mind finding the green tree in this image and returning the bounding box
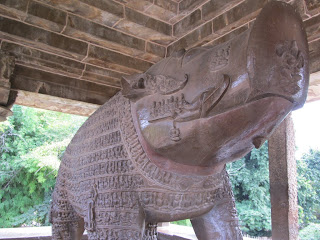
[297,149,320,227]
[227,143,272,237]
[299,223,320,240]
[0,105,86,227]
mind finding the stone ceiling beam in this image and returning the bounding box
[14,90,99,116]
[11,65,116,105]
[0,40,125,88]
[309,38,320,73]
[307,71,320,102]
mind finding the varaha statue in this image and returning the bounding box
[50,2,309,240]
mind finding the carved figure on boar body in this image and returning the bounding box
[50,2,309,240]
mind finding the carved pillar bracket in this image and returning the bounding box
[268,114,298,240]
[0,50,16,122]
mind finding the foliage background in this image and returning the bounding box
[0,105,86,227]
[0,105,319,238]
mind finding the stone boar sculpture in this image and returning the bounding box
[50,2,309,240]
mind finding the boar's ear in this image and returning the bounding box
[121,75,148,101]
[121,76,132,97]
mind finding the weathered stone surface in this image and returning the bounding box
[1,41,85,78]
[309,38,320,73]
[62,15,162,63]
[0,50,15,105]
[269,115,299,240]
[304,13,320,41]
[204,24,249,47]
[173,9,202,37]
[0,0,28,11]
[12,76,110,105]
[158,233,191,240]
[15,90,100,117]
[212,0,267,32]
[202,0,242,21]
[81,72,121,88]
[290,0,309,20]
[143,4,176,23]
[167,21,212,56]
[0,226,88,240]
[12,65,117,105]
[0,49,15,121]
[79,0,124,18]
[178,0,207,12]
[38,0,122,28]
[0,226,193,240]
[0,105,12,121]
[85,65,125,82]
[12,65,105,94]
[0,16,88,60]
[86,45,153,73]
[154,0,178,13]
[125,7,172,35]
[25,1,67,32]
[304,0,320,11]
[81,65,123,88]
[64,14,145,51]
[125,0,154,12]
[307,71,320,102]
[146,42,167,58]
[114,19,175,46]
[0,0,28,21]
[0,86,10,106]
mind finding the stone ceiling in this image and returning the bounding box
[0,0,320,116]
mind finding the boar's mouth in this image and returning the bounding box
[148,75,230,124]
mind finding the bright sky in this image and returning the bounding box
[292,100,320,158]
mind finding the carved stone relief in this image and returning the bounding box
[50,2,309,240]
[0,50,15,122]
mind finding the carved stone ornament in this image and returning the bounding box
[51,2,309,240]
[0,50,15,122]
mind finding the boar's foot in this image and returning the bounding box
[143,222,158,240]
[51,219,85,240]
[86,227,143,240]
[85,206,146,240]
[50,177,85,240]
[191,170,243,240]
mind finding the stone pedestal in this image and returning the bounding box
[268,115,298,240]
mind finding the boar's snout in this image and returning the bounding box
[246,1,309,110]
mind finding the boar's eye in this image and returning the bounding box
[138,78,145,89]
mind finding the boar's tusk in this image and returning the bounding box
[200,74,231,118]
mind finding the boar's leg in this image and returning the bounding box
[191,170,242,240]
[51,219,84,240]
[143,222,158,240]
[85,204,146,240]
[50,177,85,240]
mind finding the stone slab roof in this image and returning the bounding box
[0,0,319,115]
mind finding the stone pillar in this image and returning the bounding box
[0,50,15,122]
[268,114,298,240]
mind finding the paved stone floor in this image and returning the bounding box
[0,225,257,240]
